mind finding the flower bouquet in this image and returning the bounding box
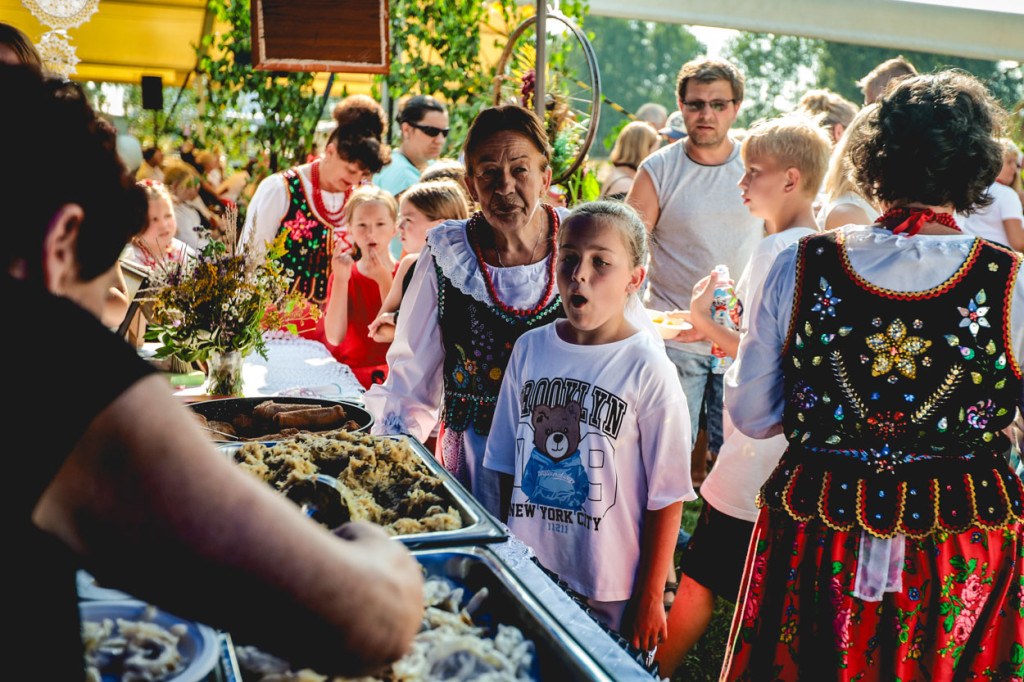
[143,207,319,395]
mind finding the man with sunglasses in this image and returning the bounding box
[374,94,449,198]
[626,57,763,491]
[374,94,450,256]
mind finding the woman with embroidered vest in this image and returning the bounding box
[364,106,566,516]
[722,72,1024,680]
[241,96,390,310]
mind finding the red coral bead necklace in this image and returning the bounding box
[310,159,350,228]
[469,204,559,318]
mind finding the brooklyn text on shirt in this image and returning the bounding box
[518,376,627,440]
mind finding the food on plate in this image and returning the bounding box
[253,401,316,420]
[82,606,188,682]
[233,431,463,535]
[235,577,537,681]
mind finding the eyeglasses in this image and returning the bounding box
[681,99,737,113]
[408,121,450,138]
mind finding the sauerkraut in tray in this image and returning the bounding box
[235,577,537,682]
[232,431,463,535]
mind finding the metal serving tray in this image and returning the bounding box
[413,546,615,682]
[217,435,506,548]
[189,397,373,440]
[392,435,506,549]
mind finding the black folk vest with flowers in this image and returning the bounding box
[276,169,350,304]
[435,264,564,437]
[761,230,1024,538]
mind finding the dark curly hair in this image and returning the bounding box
[849,70,1004,215]
[1,64,147,283]
[328,94,391,174]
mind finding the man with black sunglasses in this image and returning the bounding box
[374,94,450,256]
[374,94,449,197]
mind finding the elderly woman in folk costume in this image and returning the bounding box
[364,106,568,515]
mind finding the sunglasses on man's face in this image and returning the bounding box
[681,99,737,113]
[408,121,450,138]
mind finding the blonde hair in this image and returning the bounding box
[999,137,1021,162]
[561,200,648,268]
[798,89,859,138]
[402,180,469,222]
[162,159,199,189]
[137,180,173,206]
[344,185,398,223]
[609,121,660,169]
[741,116,832,195]
[824,104,879,205]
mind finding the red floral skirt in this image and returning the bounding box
[721,508,1024,681]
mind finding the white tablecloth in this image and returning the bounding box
[170,332,365,400]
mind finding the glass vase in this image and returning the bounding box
[206,350,244,397]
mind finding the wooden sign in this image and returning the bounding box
[251,0,390,73]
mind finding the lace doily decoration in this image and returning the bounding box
[35,30,80,79]
[22,0,99,30]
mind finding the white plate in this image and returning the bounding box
[646,309,693,340]
[80,600,220,682]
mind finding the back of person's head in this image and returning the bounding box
[798,89,859,133]
[463,106,551,175]
[402,180,469,222]
[609,121,660,169]
[419,158,465,185]
[850,70,1003,214]
[676,57,745,104]
[824,103,878,203]
[635,102,669,130]
[344,185,398,223]
[742,116,832,197]
[142,146,162,164]
[561,200,649,268]
[162,159,199,190]
[858,56,918,105]
[195,149,218,170]
[1,64,147,283]
[396,94,447,126]
[0,23,43,71]
[329,95,391,174]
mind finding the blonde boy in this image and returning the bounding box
[656,116,831,676]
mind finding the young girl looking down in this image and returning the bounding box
[368,180,469,344]
[323,185,398,388]
[484,201,696,650]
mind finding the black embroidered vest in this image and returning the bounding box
[436,262,564,437]
[276,169,350,304]
[761,230,1024,538]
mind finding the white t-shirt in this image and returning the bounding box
[173,200,208,251]
[703,227,816,522]
[483,323,696,601]
[961,182,1024,248]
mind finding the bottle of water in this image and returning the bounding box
[709,264,739,374]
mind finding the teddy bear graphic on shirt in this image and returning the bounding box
[522,401,591,511]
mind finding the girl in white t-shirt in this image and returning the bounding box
[483,201,695,651]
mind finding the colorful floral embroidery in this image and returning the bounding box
[791,380,819,410]
[865,319,931,379]
[812,277,841,319]
[957,290,990,337]
[965,399,998,430]
[283,212,319,242]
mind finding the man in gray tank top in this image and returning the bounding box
[627,57,763,486]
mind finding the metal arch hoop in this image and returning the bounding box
[492,12,602,186]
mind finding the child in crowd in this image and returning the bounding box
[656,116,831,676]
[484,201,696,650]
[123,180,195,269]
[323,185,398,388]
[368,180,469,344]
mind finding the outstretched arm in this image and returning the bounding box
[33,373,423,675]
